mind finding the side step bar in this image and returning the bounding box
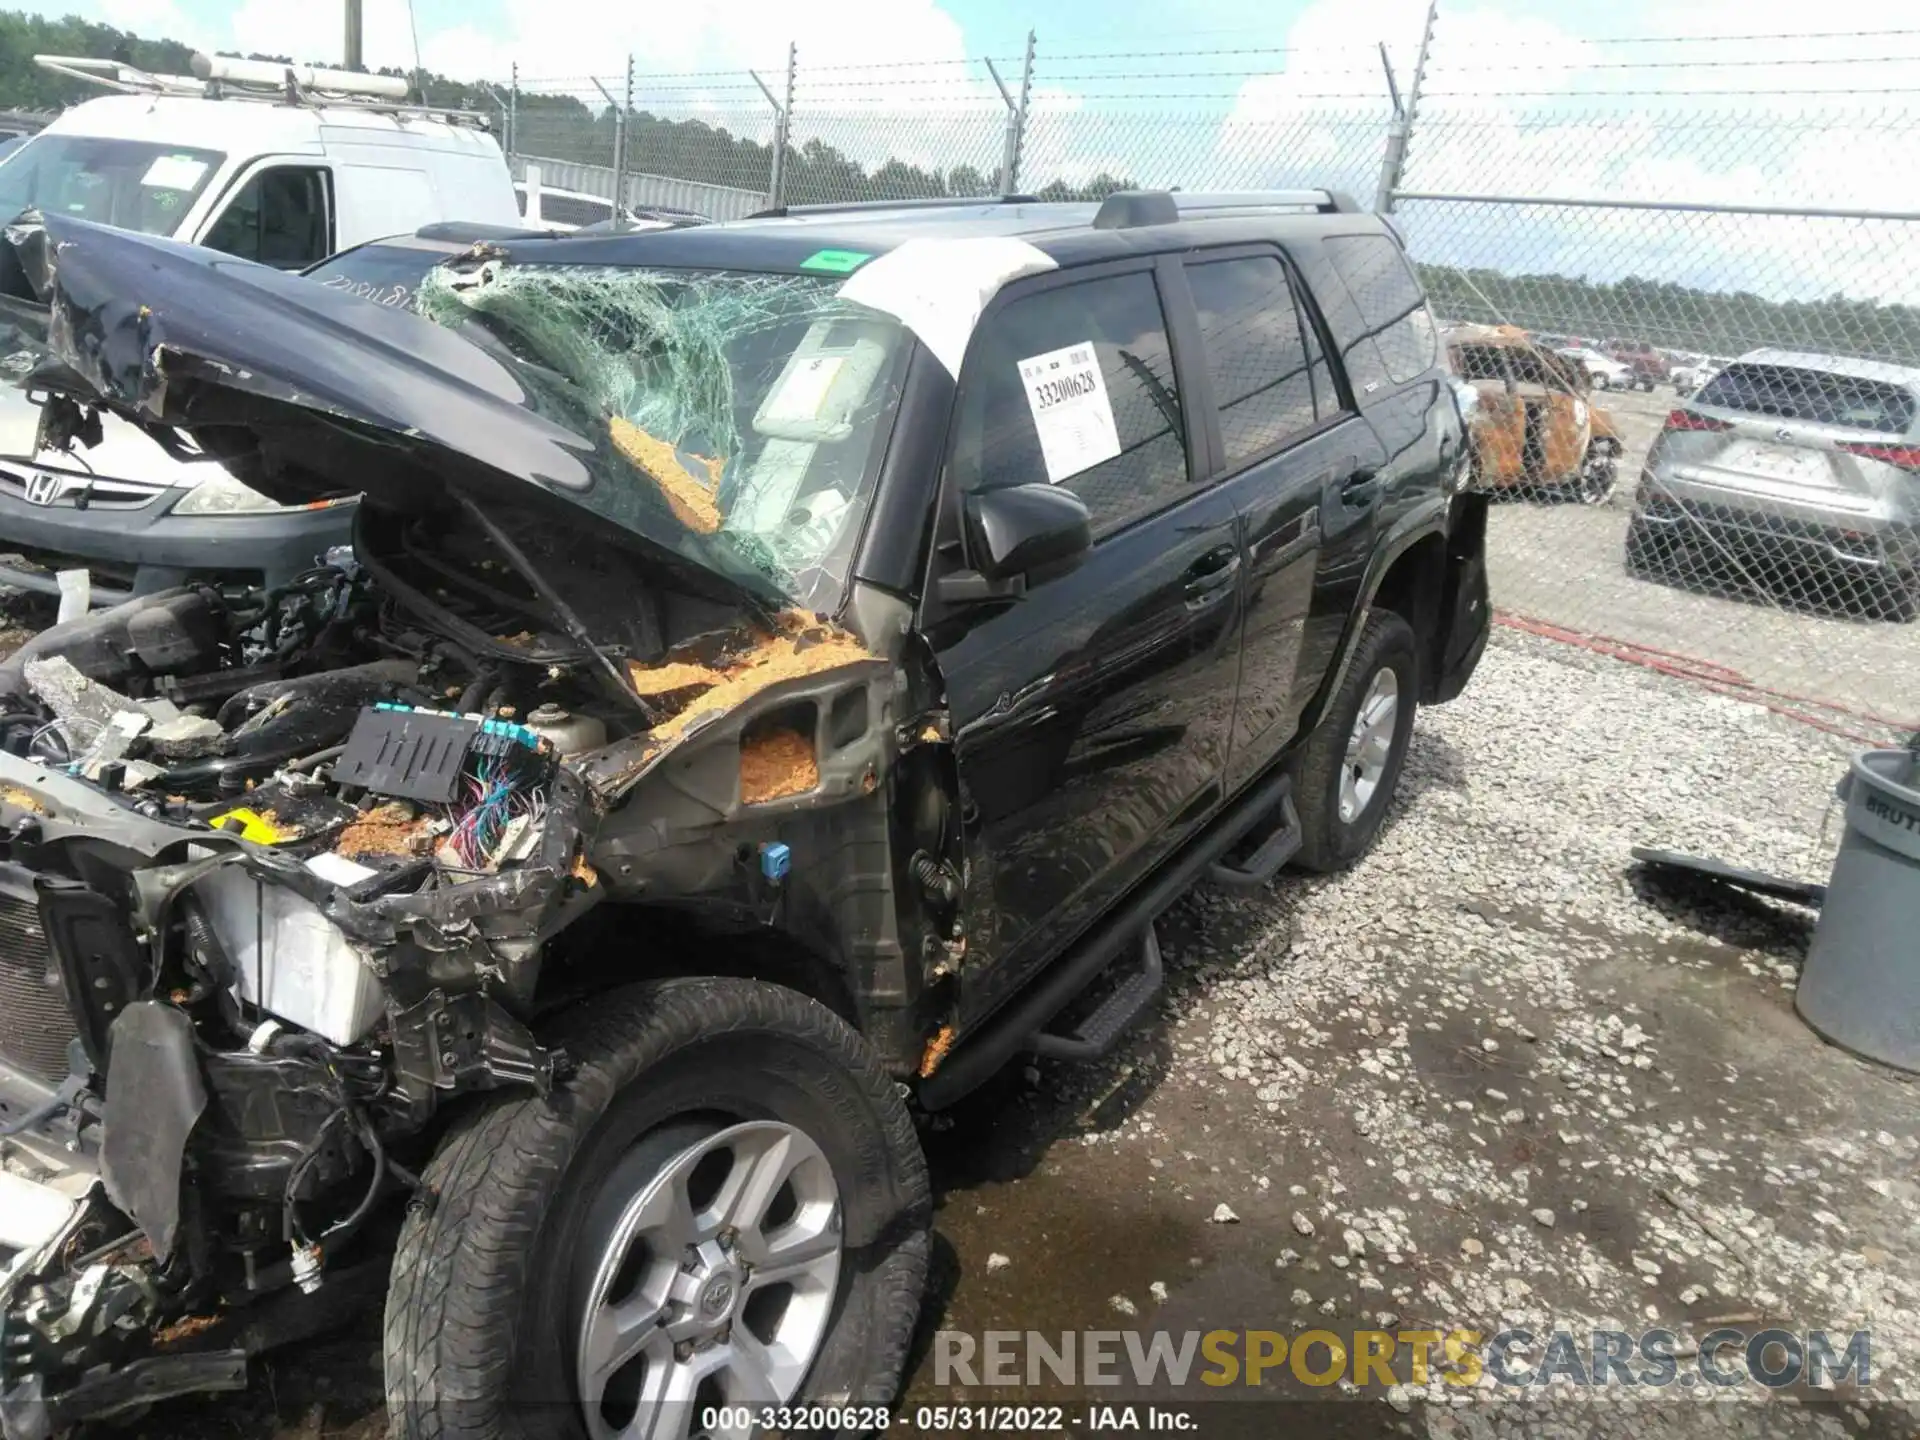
[918,763,1296,1109]
[1205,784,1301,889]
[1029,925,1163,1061]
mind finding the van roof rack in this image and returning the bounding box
[1091,188,1358,229]
[32,52,492,129]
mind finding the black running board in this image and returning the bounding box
[1205,785,1301,889]
[1029,925,1163,1061]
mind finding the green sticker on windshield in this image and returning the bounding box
[799,249,872,275]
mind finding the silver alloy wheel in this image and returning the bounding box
[577,1120,843,1440]
[1338,666,1399,824]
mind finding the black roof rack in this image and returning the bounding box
[747,194,1043,220]
[1091,188,1359,229]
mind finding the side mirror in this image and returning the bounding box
[942,484,1091,601]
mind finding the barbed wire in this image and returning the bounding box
[1429,26,1920,47]
[1426,53,1920,71]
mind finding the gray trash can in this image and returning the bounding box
[1796,748,1920,1072]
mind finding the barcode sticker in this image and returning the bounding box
[1017,341,1121,483]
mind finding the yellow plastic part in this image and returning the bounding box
[205,807,289,844]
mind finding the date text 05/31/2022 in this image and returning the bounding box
[698,1404,1197,1432]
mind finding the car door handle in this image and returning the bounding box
[1341,468,1382,506]
[1183,552,1241,608]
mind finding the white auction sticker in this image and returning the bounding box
[141,155,209,191]
[1018,341,1120,483]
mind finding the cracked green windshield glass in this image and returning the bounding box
[414,262,909,612]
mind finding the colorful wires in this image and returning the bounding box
[440,751,550,869]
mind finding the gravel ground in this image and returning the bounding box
[916,627,1917,1436]
[1483,386,1919,732]
[115,627,1919,1438]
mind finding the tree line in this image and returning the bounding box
[1420,266,1920,365]
[0,10,1131,205]
[0,8,1913,360]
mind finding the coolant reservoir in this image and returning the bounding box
[525,703,607,757]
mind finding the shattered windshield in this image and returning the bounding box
[412,263,910,613]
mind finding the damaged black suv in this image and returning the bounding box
[0,190,1486,1439]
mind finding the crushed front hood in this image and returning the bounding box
[10,216,780,610]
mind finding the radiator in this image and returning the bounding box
[0,885,77,1086]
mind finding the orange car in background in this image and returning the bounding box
[1446,323,1623,504]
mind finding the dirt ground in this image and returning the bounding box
[101,625,1917,1440]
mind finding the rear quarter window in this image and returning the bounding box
[304,241,452,312]
[1325,233,1438,389]
[1695,363,1916,434]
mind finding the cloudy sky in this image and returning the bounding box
[21,0,1920,303]
[20,0,1912,96]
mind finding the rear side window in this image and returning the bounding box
[305,239,454,312]
[540,193,614,228]
[1185,255,1335,470]
[1695,363,1915,434]
[951,271,1188,539]
[1325,233,1437,387]
[1452,344,1508,383]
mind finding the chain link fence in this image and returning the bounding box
[505,21,1920,739]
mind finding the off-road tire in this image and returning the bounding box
[1292,611,1419,874]
[384,978,931,1440]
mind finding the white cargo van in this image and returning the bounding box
[0,52,520,268]
[0,53,523,610]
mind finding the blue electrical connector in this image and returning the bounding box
[759,842,791,883]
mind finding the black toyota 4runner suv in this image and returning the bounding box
[0,194,1485,1438]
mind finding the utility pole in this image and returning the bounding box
[1373,0,1436,214]
[344,0,363,71]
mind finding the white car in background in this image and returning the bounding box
[1669,360,1722,396]
[514,167,707,233]
[1557,346,1631,390]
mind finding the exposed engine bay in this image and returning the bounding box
[0,212,977,1437]
[0,499,926,1436]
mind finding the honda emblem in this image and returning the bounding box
[21,472,60,506]
[1774,427,1793,443]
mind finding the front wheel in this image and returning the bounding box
[1292,611,1419,873]
[385,978,931,1440]
[1574,445,1618,505]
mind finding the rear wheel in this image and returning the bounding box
[1881,571,1920,624]
[1293,612,1419,873]
[1573,444,1618,505]
[384,978,931,1440]
[1624,516,1669,579]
